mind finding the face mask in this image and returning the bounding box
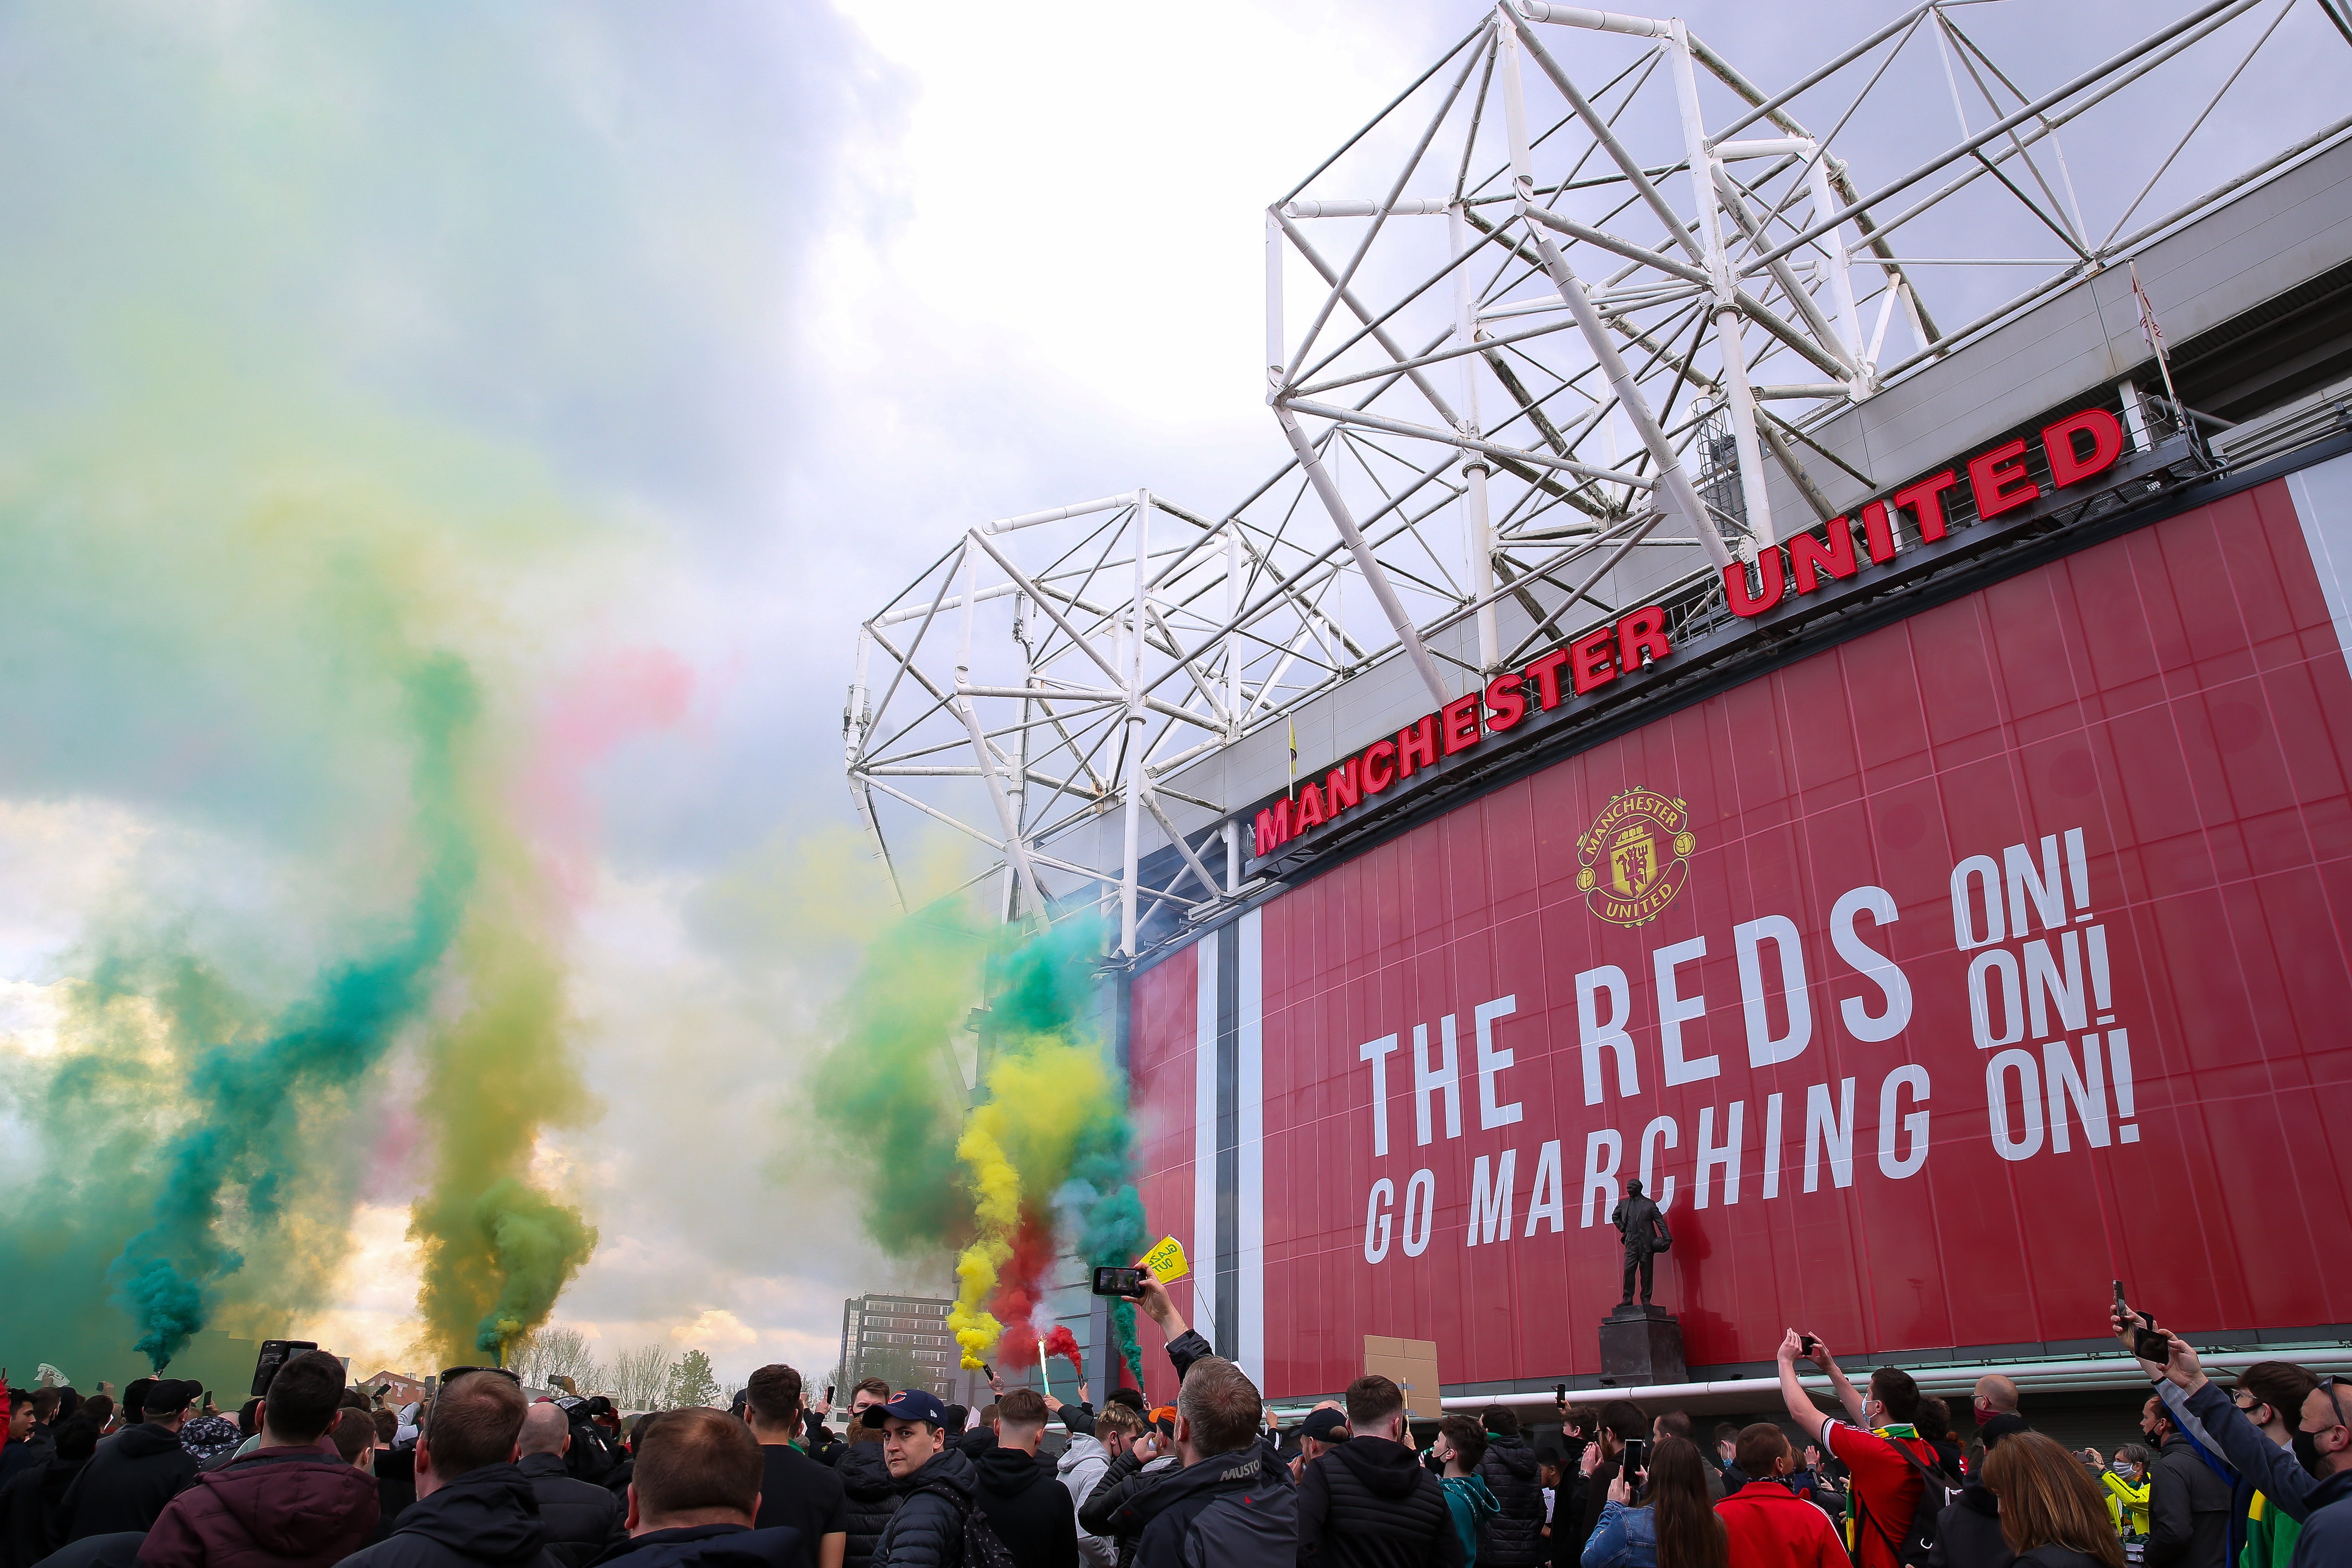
[2111,1461,2133,1475]
[2293,1427,2326,1475]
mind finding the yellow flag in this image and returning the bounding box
[1140,1236,1190,1284]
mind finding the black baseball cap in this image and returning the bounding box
[1299,1407,1350,1444]
[144,1379,203,1416]
[860,1389,950,1429]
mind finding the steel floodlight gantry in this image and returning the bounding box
[847,0,2352,959]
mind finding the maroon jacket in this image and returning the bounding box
[137,1447,380,1568]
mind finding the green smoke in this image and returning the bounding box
[106,656,481,1367]
[813,909,1151,1387]
[807,905,989,1256]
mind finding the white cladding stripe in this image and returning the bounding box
[2288,451,2352,685]
[1193,929,1220,1355]
[1238,908,1266,1381]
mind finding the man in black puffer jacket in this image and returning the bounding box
[516,1404,622,1568]
[59,1380,203,1540]
[865,1391,980,1568]
[1473,1408,1545,1568]
[833,1432,900,1568]
[334,1371,552,1568]
[1297,1377,1462,1568]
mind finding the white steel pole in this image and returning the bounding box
[1274,404,1454,706]
[954,543,1048,918]
[1225,522,1242,738]
[1265,209,1286,402]
[1808,152,1865,379]
[1451,202,1499,674]
[1670,20,1775,547]
[1224,820,1241,895]
[1120,492,1152,956]
[1500,15,1729,569]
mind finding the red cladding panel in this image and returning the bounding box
[1130,482,2352,1393]
[1127,946,1196,1409]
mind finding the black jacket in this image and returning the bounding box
[1074,1451,1175,1568]
[373,1449,420,1545]
[970,1447,1076,1568]
[949,1432,996,1461]
[869,1447,976,1568]
[564,1427,619,1490]
[334,1465,554,1568]
[518,1455,623,1568]
[1577,1456,1622,1554]
[1929,1482,2014,1568]
[832,1443,900,1568]
[1474,1437,1544,1568]
[1107,1447,1291,1568]
[3,1449,86,1568]
[590,1524,803,1568]
[2146,1436,2229,1568]
[1297,1437,1462,1568]
[61,1422,199,1539]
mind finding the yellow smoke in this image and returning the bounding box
[944,1033,1117,1369]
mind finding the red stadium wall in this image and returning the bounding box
[1131,475,2352,1399]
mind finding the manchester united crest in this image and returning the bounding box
[1573,788,1695,926]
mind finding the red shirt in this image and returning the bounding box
[1820,1417,1941,1568]
[1718,1480,1848,1568]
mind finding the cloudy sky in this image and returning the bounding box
[0,0,2337,1388]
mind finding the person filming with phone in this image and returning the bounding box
[2112,1298,2352,1568]
[1579,1436,1725,1568]
[1773,1330,1950,1568]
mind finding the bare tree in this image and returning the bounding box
[606,1346,677,1413]
[512,1327,598,1391]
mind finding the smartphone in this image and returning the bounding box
[825,1385,836,1403]
[1093,1265,1146,1297]
[1622,1438,1651,1478]
[1554,1383,1568,1404]
[202,1389,213,1411]
[2113,1281,2171,1360]
[1799,1333,1821,1357]
[250,1340,320,1398]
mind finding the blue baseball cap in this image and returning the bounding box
[861,1401,950,1439]
[861,1388,950,1429]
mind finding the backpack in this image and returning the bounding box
[911,1478,1020,1568]
[1857,1437,1964,1568]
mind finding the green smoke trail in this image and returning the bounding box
[106,655,483,1368]
[813,909,1150,1384]
[808,906,989,1257]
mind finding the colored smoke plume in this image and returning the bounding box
[0,349,666,1377]
[1041,1324,1082,1377]
[985,1210,1057,1370]
[104,657,483,1367]
[811,912,1149,1376]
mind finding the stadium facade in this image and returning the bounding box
[848,1,2352,1422]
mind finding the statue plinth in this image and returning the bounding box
[1598,1302,1686,1386]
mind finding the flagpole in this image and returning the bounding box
[2132,263,2185,431]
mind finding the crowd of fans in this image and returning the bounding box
[1,1292,2343,1568]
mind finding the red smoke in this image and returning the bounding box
[988,1209,1057,1370]
[1042,1324,1083,1377]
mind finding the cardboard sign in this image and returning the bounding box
[1140,1236,1189,1284]
[1364,1335,1441,1419]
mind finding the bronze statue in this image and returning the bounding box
[1610,1179,1673,1307]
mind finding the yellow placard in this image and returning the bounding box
[1140,1236,1189,1284]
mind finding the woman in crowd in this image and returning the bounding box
[1581,1436,1727,1568]
[2099,1446,2151,1538]
[1982,1433,2127,1568]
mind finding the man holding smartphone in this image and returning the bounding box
[1773,1331,1945,1568]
